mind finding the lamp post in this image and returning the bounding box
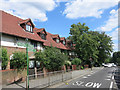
[26,38,29,90]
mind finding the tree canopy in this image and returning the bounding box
[112,51,120,65]
[68,22,113,66]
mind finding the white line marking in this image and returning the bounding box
[88,75,91,76]
[107,76,111,78]
[105,79,111,81]
[83,76,88,78]
[109,81,113,90]
[112,76,114,80]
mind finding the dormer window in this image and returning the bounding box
[71,43,73,47]
[41,33,46,40]
[26,25,33,32]
[56,39,59,43]
[63,41,65,45]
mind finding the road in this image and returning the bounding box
[57,67,118,89]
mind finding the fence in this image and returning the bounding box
[27,69,72,88]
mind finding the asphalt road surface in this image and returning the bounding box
[57,67,118,89]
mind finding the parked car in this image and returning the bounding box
[103,63,112,67]
[103,63,117,67]
[111,63,117,67]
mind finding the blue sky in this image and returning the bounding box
[0,0,119,52]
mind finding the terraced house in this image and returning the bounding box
[0,10,76,70]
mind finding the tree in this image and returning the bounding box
[35,47,68,71]
[112,51,120,65]
[69,22,99,66]
[1,48,8,70]
[89,31,113,65]
[69,22,113,66]
[10,51,27,72]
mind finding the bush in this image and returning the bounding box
[10,51,27,72]
[71,58,82,70]
[35,47,68,71]
[1,48,8,70]
[71,58,81,66]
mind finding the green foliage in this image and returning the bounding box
[35,47,68,71]
[71,58,81,66]
[1,48,8,70]
[65,60,71,66]
[81,66,84,69]
[69,22,113,66]
[112,51,120,65]
[90,31,113,65]
[104,58,111,64]
[11,51,27,72]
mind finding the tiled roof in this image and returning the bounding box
[51,34,60,39]
[43,32,68,50]
[34,28,47,35]
[60,37,65,41]
[1,10,73,50]
[19,18,35,27]
[1,10,44,42]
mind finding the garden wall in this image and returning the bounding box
[1,69,27,85]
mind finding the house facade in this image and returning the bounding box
[0,10,75,70]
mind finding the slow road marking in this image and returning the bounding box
[73,81,102,88]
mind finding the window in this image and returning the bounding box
[56,39,59,43]
[71,43,73,47]
[29,61,34,68]
[36,61,40,68]
[31,41,37,49]
[26,25,33,32]
[31,26,33,32]
[41,34,46,40]
[63,41,65,45]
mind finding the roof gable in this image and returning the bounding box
[60,37,66,41]
[19,18,35,28]
[52,34,60,39]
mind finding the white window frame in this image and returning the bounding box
[26,25,32,32]
[56,39,59,43]
[31,26,33,32]
[63,41,65,45]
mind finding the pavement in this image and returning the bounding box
[48,67,119,89]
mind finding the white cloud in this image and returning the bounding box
[113,43,118,52]
[96,9,118,31]
[0,0,57,22]
[63,0,118,19]
[108,28,118,41]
